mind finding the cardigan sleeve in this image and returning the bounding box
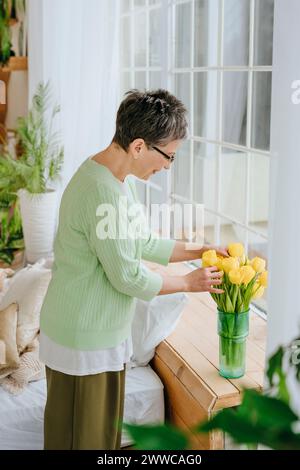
[140,227,176,266]
[84,184,163,302]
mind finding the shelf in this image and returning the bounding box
[0,56,28,72]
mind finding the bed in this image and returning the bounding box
[0,364,164,449]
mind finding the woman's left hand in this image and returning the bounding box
[199,245,229,258]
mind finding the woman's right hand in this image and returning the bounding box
[158,266,224,296]
[184,266,224,294]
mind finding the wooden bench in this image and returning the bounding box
[147,261,266,450]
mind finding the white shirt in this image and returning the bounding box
[39,332,133,375]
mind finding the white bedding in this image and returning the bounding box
[0,365,164,449]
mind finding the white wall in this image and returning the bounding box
[267,0,300,411]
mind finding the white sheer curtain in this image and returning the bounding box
[27,0,120,190]
[268,0,300,412]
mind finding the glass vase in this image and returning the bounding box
[217,308,249,379]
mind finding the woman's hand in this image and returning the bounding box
[199,244,229,258]
[169,242,229,263]
[184,266,224,294]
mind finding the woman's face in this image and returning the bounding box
[129,139,182,180]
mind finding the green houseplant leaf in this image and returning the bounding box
[123,336,300,450]
[122,423,189,450]
[0,81,64,196]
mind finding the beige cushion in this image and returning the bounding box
[0,268,14,292]
[0,263,52,353]
[0,336,45,395]
[0,339,5,364]
[0,303,19,370]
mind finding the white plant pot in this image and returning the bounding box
[18,189,58,263]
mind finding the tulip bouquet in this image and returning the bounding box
[202,243,268,313]
[202,243,268,379]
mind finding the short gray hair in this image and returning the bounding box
[112,89,188,151]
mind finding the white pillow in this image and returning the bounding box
[128,292,188,368]
[0,259,52,353]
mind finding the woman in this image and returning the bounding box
[39,89,226,450]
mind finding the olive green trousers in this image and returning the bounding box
[44,365,126,450]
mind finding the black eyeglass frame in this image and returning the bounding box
[151,146,175,162]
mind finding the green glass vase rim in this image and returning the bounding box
[217,308,250,315]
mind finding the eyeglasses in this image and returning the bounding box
[151,146,175,163]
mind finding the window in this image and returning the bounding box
[120,0,167,219]
[120,0,274,312]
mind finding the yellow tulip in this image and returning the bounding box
[227,243,245,258]
[202,250,218,267]
[251,257,266,273]
[252,282,265,299]
[240,265,256,285]
[228,268,243,285]
[221,257,239,273]
[259,270,268,287]
[239,254,247,266]
[216,256,224,270]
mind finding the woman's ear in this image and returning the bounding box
[130,138,144,159]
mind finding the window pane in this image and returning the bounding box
[251,72,272,151]
[223,72,248,146]
[121,16,131,68]
[203,213,249,247]
[249,153,269,237]
[220,148,247,223]
[194,71,218,139]
[149,0,160,4]
[223,0,250,66]
[150,186,164,207]
[121,72,131,97]
[174,73,191,121]
[149,71,161,89]
[174,2,191,68]
[220,219,249,249]
[193,142,216,213]
[134,0,146,7]
[172,140,191,199]
[149,8,162,66]
[150,167,165,192]
[194,0,219,67]
[134,71,146,89]
[121,0,131,13]
[248,231,268,312]
[253,0,274,65]
[134,11,147,67]
[150,184,170,237]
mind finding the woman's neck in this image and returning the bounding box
[91,143,132,182]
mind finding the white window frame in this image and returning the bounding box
[120,0,272,273]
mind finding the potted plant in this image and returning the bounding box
[0,81,64,263]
